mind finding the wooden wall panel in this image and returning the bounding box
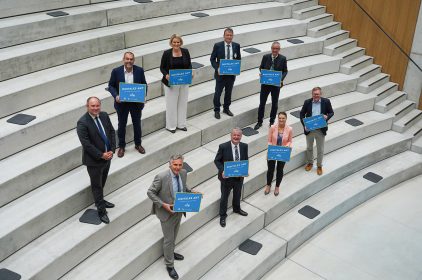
[319,0,421,91]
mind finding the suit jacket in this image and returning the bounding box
[210,41,241,78]
[160,48,192,87]
[214,141,248,182]
[299,97,334,135]
[108,65,148,108]
[259,53,288,85]
[147,169,191,222]
[76,111,116,166]
[268,124,293,147]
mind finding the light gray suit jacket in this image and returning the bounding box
[147,169,190,222]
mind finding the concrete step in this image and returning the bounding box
[290,0,319,12]
[261,258,324,279]
[305,13,334,29]
[321,30,350,47]
[133,203,264,280]
[336,46,366,64]
[245,130,412,227]
[199,230,287,280]
[0,4,297,82]
[0,70,354,261]
[293,5,326,20]
[368,82,399,102]
[357,73,390,93]
[323,38,357,56]
[386,99,416,122]
[0,0,278,48]
[340,55,374,74]
[308,21,341,37]
[374,91,407,113]
[0,18,308,118]
[403,118,422,139]
[0,38,324,161]
[393,109,422,133]
[411,134,422,153]
[266,150,422,255]
[352,64,382,83]
[0,147,217,280]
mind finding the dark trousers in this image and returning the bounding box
[219,178,242,218]
[214,75,236,112]
[87,161,111,213]
[115,102,143,148]
[267,160,286,187]
[257,84,281,124]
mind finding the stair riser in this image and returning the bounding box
[308,23,341,37]
[324,40,357,56]
[293,7,325,20]
[340,57,373,74]
[358,75,390,93]
[307,14,333,29]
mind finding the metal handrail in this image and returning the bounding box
[352,0,422,72]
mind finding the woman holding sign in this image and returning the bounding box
[160,34,193,133]
[265,112,293,196]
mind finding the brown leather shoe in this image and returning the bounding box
[135,145,146,154]
[317,166,323,175]
[304,163,313,171]
[117,148,125,158]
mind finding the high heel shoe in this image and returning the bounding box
[264,185,271,195]
[274,186,280,196]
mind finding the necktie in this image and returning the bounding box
[226,44,230,59]
[175,175,182,192]
[271,57,275,70]
[95,117,111,151]
[234,145,240,161]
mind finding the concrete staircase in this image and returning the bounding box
[0,0,421,279]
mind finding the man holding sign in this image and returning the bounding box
[214,128,248,228]
[210,27,241,119]
[300,87,334,175]
[108,51,147,158]
[147,154,194,280]
[254,42,288,130]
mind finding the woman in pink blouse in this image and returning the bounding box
[265,112,293,196]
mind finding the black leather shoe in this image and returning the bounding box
[214,112,221,119]
[176,127,187,131]
[104,201,115,208]
[174,252,184,261]
[167,128,176,133]
[99,212,110,224]
[223,109,234,116]
[234,209,248,216]
[220,217,226,227]
[253,123,262,130]
[166,267,179,280]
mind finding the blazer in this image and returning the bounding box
[214,141,248,182]
[147,169,191,222]
[108,65,148,103]
[259,53,288,85]
[76,111,116,166]
[160,48,192,87]
[268,124,293,147]
[299,97,334,135]
[210,41,241,78]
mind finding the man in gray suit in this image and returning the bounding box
[147,154,191,280]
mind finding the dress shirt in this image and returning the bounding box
[89,113,108,151]
[124,67,134,84]
[312,99,322,116]
[231,142,241,161]
[225,42,233,60]
[171,171,183,199]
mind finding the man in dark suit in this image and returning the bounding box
[254,41,288,130]
[299,87,334,175]
[108,51,147,158]
[77,96,116,224]
[147,155,192,280]
[210,27,241,119]
[214,127,249,227]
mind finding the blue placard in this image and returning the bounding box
[119,82,146,103]
[169,69,192,86]
[173,192,202,212]
[267,145,291,162]
[304,114,327,131]
[224,160,249,177]
[260,70,282,86]
[219,59,241,75]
